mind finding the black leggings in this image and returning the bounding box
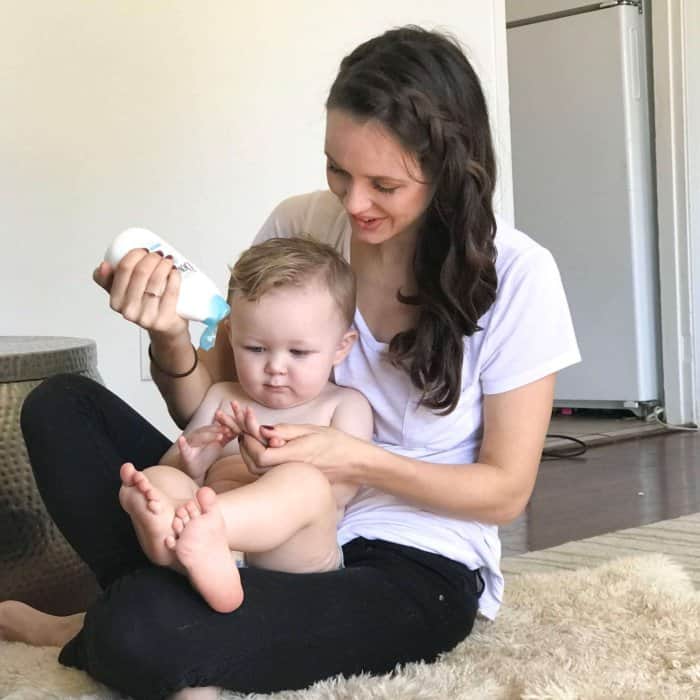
[20,374,480,700]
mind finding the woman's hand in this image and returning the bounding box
[93,249,187,337]
[238,423,368,484]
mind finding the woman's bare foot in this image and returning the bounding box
[170,687,219,700]
[0,600,84,647]
[170,487,244,613]
[119,462,177,567]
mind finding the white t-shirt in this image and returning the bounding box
[254,190,581,619]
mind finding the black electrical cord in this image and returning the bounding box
[542,433,587,459]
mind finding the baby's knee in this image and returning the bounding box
[274,463,336,511]
[145,464,197,492]
[275,462,332,490]
[143,463,179,480]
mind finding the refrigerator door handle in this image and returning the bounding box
[507,2,642,30]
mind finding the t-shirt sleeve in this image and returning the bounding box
[480,246,581,395]
[252,193,312,245]
[252,190,349,257]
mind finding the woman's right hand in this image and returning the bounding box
[93,249,188,337]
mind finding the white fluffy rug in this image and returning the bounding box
[2,553,699,700]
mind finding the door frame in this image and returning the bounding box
[651,0,699,425]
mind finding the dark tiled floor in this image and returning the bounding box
[546,412,669,450]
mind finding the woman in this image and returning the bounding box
[9,25,579,700]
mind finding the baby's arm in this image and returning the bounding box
[330,388,374,441]
[159,383,238,481]
[329,388,374,507]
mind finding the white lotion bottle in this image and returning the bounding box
[104,227,230,350]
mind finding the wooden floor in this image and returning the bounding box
[501,431,700,557]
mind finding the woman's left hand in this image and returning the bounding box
[238,424,367,484]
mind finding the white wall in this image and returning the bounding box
[1,1,512,438]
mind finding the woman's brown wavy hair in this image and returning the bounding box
[326,26,498,414]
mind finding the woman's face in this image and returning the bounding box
[324,109,432,246]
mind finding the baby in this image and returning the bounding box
[119,237,372,612]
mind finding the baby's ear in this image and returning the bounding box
[333,329,358,365]
[218,317,232,348]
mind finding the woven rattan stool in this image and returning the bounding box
[1,336,102,614]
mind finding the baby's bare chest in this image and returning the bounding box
[221,391,337,425]
[213,384,339,457]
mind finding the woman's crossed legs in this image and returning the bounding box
[10,375,478,700]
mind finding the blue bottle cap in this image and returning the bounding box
[198,295,231,350]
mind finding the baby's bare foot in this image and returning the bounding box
[0,600,84,647]
[119,463,177,567]
[172,487,243,613]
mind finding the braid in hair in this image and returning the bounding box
[327,26,497,414]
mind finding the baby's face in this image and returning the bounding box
[228,283,352,409]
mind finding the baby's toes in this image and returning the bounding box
[185,501,200,519]
[175,505,191,525]
[172,516,186,536]
[133,473,150,494]
[120,462,137,485]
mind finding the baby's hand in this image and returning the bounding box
[177,424,234,481]
[230,401,286,448]
[214,408,243,439]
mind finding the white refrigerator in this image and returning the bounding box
[506,0,660,415]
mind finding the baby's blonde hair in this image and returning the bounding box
[228,237,356,327]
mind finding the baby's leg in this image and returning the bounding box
[179,463,339,572]
[170,464,341,613]
[171,487,244,613]
[240,464,342,574]
[119,463,198,567]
